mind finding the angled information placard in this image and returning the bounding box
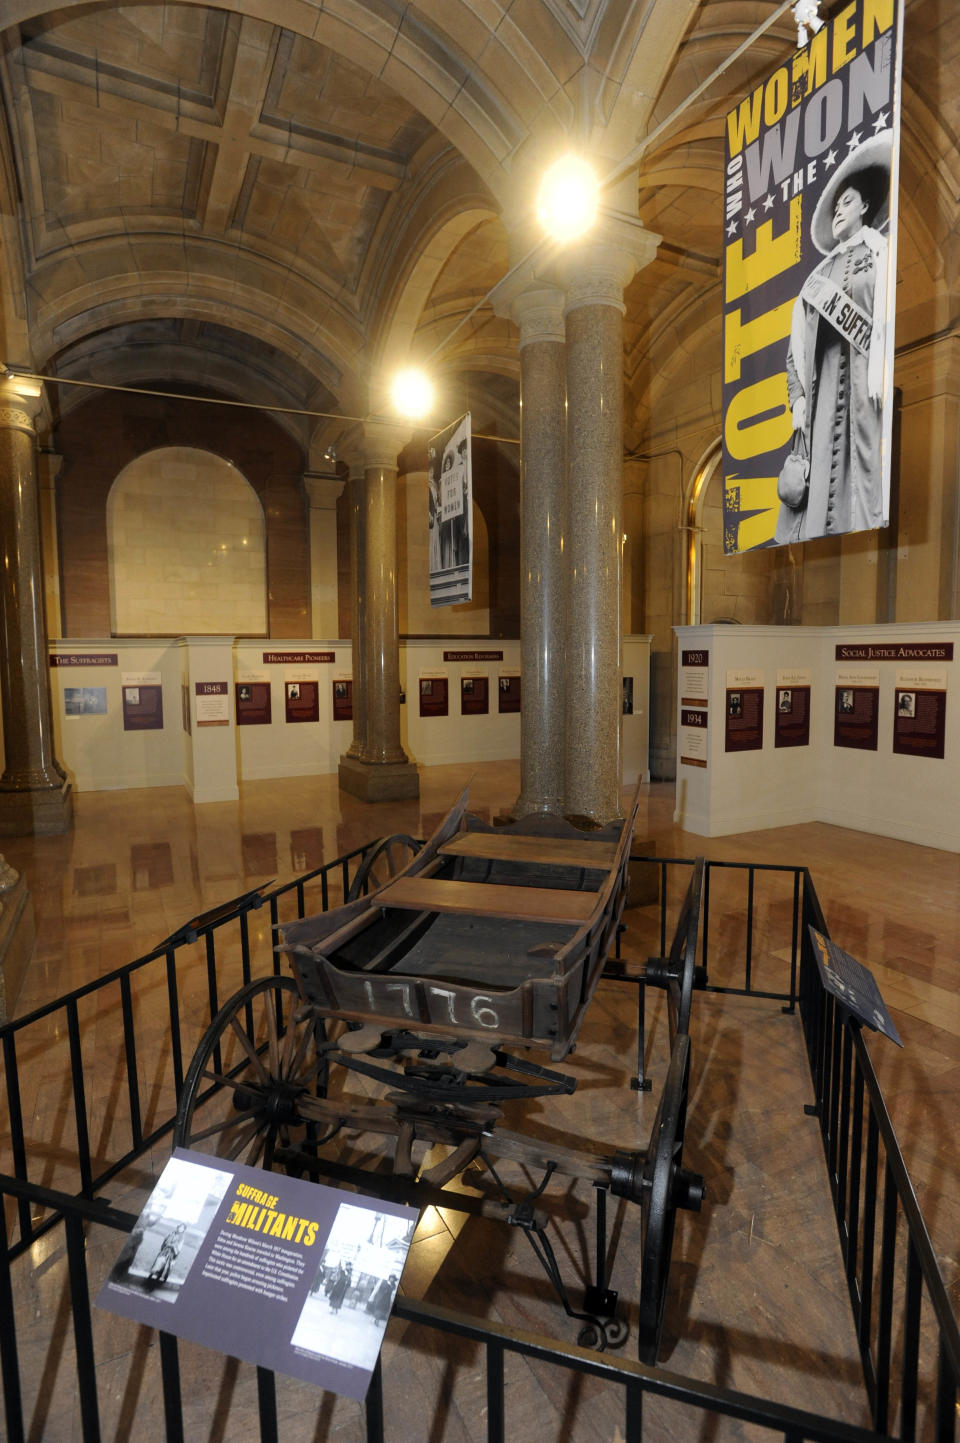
[808,927,902,1046]
[97,1149,418,1400]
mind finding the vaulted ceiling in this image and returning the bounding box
[0,0,955,461]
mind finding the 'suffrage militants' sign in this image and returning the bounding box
[721,0,903,554]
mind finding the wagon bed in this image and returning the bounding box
[279,785,641,1061]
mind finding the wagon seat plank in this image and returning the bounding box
[371,875,598,925]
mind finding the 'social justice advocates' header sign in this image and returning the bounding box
[721,0,903,554]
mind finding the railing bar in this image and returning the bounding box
[625,1377,643,1438]
[702,862,711,979]
[702,985,794,1003]
[658,861,668,957]
[859,1112,880,1376]
[120,973,143,1151]
[165,949,185,1097]
[365,1354,385,1443]
[240,912,253,990]
[487,1339,506,1443]
[786,867,800,1011]
[874,1157,898,1434]
[256,1365,279,1443]
[0,1196,26,1443]
[826,1005,843,1188]
[65,1210,102,1443]
[836,1026,852,1228]
[846,1071,864,1287]
[66,998,94,1197]
[744,867,754,993]
[934,1337,958,1438]
[899,1237,922,1441]
[2,1030,32,1240]
[158,1332,185,1443]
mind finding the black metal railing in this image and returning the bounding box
[798,876,960,1440]
[0,1170,899,1443]
[1,847,957,1440]
[0,841,371,1258]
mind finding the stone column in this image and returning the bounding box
[338,423,419,801]
[303,472,345,639]
[557,233,658,824]
[344,460,368,762]
[0,376,72,836]
[494,283,567,815]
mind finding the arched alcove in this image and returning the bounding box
[107,446,267,635]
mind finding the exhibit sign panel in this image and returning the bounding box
[97,1149,417,1401]
[428,413,473,607]
[721,0,904,553]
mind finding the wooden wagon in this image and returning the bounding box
[174,787,705,1359]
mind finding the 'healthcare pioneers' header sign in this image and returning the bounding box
[721,0,903,554]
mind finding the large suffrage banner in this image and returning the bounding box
[722,0,903,553]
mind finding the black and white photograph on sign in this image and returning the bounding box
[106,1154,232,1300]
[897,690,915,717]
[290,1203,414,1373]
[778,688,792,713]
[722,0,903,554]
[428,412,472,607]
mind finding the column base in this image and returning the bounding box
[0,874,35,1021]
[0,778,73,836]
[338,755,420,803]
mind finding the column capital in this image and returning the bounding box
[556,221,661,316]
[491,280,566,348]
[362,419,408,472]
[0,374,43,434]
[303,473,345,509]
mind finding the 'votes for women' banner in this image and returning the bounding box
[721,0,903,554]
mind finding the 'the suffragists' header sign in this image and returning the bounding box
[721,0,903,554]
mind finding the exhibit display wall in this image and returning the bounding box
[676,622,960,851]
[43,636,652,801]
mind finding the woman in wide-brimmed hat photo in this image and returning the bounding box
[775,129,893,545]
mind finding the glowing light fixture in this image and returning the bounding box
[390,367,433,420]
[536,154,599,242]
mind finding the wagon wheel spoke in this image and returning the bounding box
[174,976,316,1170]
[346,834,421,901]
[186,1106,262,1146]
[225,1015,271,1083]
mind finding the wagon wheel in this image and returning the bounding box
[636,1034,704,1365]
[346,834,421,901]
[668,935,697,1046]
[174,975,325,1170]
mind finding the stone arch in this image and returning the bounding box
[107,446,267,636]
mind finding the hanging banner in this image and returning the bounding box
[428,412,472,606]
[721,0,903,553]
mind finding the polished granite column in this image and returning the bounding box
[338,423,419,801]
[558,234,658,824]
[343,459,368,763]
[502,284,567,816]
[0,376,72,836]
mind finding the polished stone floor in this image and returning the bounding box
[1,761,958,1440]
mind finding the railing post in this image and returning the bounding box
[487,1339,506,1443]
[65,1210,101,1442]
[0,1199,25,1443]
